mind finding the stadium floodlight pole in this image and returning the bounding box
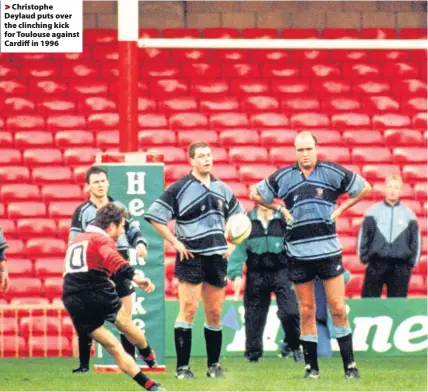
[138,38,428,50]
[118,0,139,152]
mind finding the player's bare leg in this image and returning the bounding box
[202,283,226,378]
[114,305,157,368]
[175,281,203,379]
[324,275,360,378]
[294,281,319,379]
[90,326,164,391]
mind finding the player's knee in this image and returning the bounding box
[329,298,346,320]
[205,309,222,326]
[181,303,198,322]
[103,339,123,357]
[299,302,315,321]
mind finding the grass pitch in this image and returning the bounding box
[0,356,426,391]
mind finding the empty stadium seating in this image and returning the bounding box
[0,27,426,303]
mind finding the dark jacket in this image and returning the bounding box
[357,201,421,267]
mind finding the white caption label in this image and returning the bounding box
[1,0,82,53]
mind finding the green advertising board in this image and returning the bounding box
[165,299,427,357]
[94,163,165,371]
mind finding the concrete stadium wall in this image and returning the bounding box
[83,1,427,30]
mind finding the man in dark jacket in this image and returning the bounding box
[358,175,421,297]
[228,205,303,363]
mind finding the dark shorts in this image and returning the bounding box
[62,287,122,335]
[288,255,344,284]
[174,253,228,288]
[112,276,134,298]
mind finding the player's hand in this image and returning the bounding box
[233,277,243,301]
[224,242,235,260]
[134,275,155,293]
[173,239,194,261]
[330,208,343,222]
[136,243,147,258]
[281,208,294,224]
[0,271,10,293]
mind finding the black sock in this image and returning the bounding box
[175,327,192,369]
[133,371,153,389]
[120,333,136,359]
[281,319,301,351]
[204,327,222,367]
[301,340,319,372]
[337,333,355,370]
[139,344,152,358]
[78,333,92,368]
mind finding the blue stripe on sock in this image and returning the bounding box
[300,335,319,343]
[204,323,222,331]
[175,321,193,329]
[333,325,352,338]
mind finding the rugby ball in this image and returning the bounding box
[226,213,252,245]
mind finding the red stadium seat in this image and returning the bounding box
[230,80,270,96]
[138,113,168,129]
[415,256,427,276]
[282,29,319,39]
[204,28,240,38]
[0,149,22,165]
[335,218,351,234]
[0,336,27,356]
[345,274,364,298]
[63,148,99,166]
[0,184,40,202]
[342,62,380,81]
[41,184,83,202]
[47,115,87,131]
[164,165,192,182]
[402,97,427,113]
[343,130,383,146]
[17,218,57,239]
[282,97,320,113]
[161,97,198,112]
[322,28,359,39]
[0,80,28,96]
[190,80,229,97]
[219,130,259,145]
[343,255,366,274]
[21,63,59,79]
[37,98,77,115]
[29,80,68,97]
[58,219,71,240]
[401,200,423,216]
[332,113,371,129]
[339,236,356,254]
[342,200,374,217]
[15,131,53,148]
[200,97,239,113]
[402,165,427,183]
[354,80,391,96]
[302,63,341,79]
[34,259,63,278]
[1,97,36,113]
[242,96,279,112]
[62,317,75,338]
[49,202,79,218]
[242,28,278,39]
[413,112,427,130]
[362,164,401,181]
[181,62,220,79]
[313,80,351,96]
[211,49,251,63]
[363,96,400,113]
[93,45,119,62]
[252,49,290,63]
[382,61,420,80]
[32,167,73,184]
[0,63,18,79]
[394,79,427,97]
[1,318,19,335]
[290,113,330,128]
[228,182,249,198]
[400,28,427,39]
[84,29,118,44]
[7,115,45,130]
[260,129,296,146]
[146,147,186,163]
[142,64,181,79]
[0,219,17,237]
[61,63,99,79]
[250,113,288,128]
[261,63,299,79]
[393,147,427,164]
[69,81,109,97]
[80,96,117,113]
[3,239,25,258]
[372,113,411,129]
[8,202,46,219]
[169,113,208,129]
[163,28,200,38]
[384,129,424,147]
[352,147,392,164]
[20,316,61,336]
[0,131,13,147]
[414,183,427,201]
[239,164,278,181]
[408,275,426,296]
[23,149,63,167]
[5,278,43,298]
[150,79,189,97]
[372,49,409,62]
[210,113,249,128]
[87,113,119,130]
[0,166,30,183]
[177,130,218,146]
[211,165,239,181]
[55,131,94,148]
[270,147,297,165]
[292,49,329,63]
[7,259,33,277]
[138,130,176,147]
[222,63,260,79]
[318,147,351,163]
[361,28,397,39]
[96,131,119,148]
[26,238,66,257]
[171,49,211,63]
[229,147,268,164]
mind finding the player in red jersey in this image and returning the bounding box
[62,204,164,391]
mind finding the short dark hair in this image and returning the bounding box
[188,142,211,158]
[93,203,128,230]
[86,166,107,184]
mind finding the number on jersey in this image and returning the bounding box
[64,241,89,274]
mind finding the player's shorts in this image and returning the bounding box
[174,253,228,288]
[112,276,134,298]
[288,255,344,284]
[62,286,122,336]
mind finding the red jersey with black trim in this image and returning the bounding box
[63,225,129,295]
